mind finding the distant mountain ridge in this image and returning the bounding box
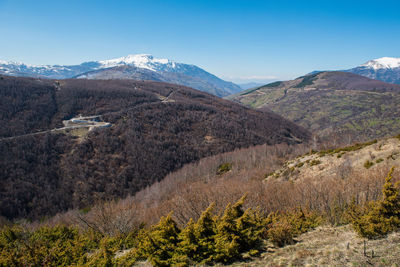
[346,57,400,85]
[307,57,400,85]
[0,54,242,97]
[229,71,400,139]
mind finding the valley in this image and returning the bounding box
[0,75,309,220]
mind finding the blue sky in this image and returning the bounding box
[0,0,399,83]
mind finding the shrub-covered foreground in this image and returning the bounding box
[0,226,101,266]
[0,196,320,266]
[1,169,399,266]
[349,167,400,239]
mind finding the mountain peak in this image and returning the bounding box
[360,57,400,69]
[98,54,175,71]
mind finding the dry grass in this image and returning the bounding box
[231,225,400,267]
[268,137,400,182]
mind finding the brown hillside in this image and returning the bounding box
[0,75,310,220]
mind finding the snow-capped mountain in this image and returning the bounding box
[98,54,177,71]
[0,54,242,97]
[360,57,400,69]
[346,57,400,84]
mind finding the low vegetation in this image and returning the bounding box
[216,162,232,175]
[265,209,322,247]
[364,160,374,169]
[0,196,322,266]
[317,139,378,157]
[349,167,400,239]
[1,168,398,266]
[118,196,266,266]
[309,159,321,166]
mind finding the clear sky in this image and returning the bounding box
[0,0,399,83]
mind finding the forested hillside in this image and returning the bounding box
[0,75,310,220]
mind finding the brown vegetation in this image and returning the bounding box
[30,136,400,236]
[0,75,310,220]
[1,135,400,265]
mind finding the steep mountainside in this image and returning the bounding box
[0,75,309,220]
[0,54,242,97]
[229,71,400,139]
[346,57,400,84]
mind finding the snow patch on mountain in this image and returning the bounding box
[360,57,400,69]
[98,54,179,71]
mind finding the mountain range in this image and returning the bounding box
[0,54,242,97]
[2,55,400,96]
[229,71,400,139]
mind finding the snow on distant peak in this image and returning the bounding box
[98,54,177,71]
[361,57,400,69]
[0,60,25,66]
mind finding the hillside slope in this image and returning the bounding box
[0,75,309,220]
[229,71,400,139]
[267,136,400,182]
